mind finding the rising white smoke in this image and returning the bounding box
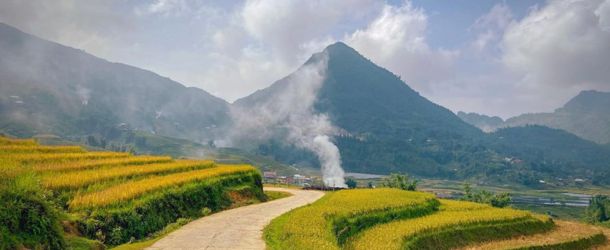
[312,135,345,187]
[226,52,346,187]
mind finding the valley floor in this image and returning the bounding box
[145,187,324,250]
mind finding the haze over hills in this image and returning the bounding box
[236,42,487,178]
[459,90,610,144]
[0,22,230,143]
[0,23,609,186]
[457,112,504,133]
[235,42,610,185]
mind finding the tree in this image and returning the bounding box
[345,178,357,189]
[461,183,511,208]
[586,195,609,223]
[381,173,417,191]
[490,192,511,208]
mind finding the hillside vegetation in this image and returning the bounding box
[0,136,264,249]
[265,189,609,250]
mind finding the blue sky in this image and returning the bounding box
[1,0,609,118]
[409,0,543,49]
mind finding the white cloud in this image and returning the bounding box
[241,0,379,64]
[0,0,131,60]
[4,0,609,119]
[345,1,459,92]
[192,0,382,102]
[502,0,610,91]
[137,0,189,16]
[471,3,512,52]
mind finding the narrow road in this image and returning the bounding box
[147,187,324,250]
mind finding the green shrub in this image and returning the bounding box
[0,173,66,250]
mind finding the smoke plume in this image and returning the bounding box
[226,52,346,187]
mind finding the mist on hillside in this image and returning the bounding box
[224,53,346,187]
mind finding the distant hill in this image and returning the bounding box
[457,112,504,133]
[459,90,610,144]
[504,90,610,144]
[487,125,610,185]
[0,23,230,142]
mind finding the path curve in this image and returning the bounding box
[147,187,324,250]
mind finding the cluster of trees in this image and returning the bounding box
[345,173,418,191]
[380,173,418,191]
[460,183,511,208]
[586,195,610,224]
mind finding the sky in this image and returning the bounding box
[1,0,609,118]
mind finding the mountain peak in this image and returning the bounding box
[562,90,610,112]
[324,41,352,51]
[303,41,363,66]
[322,41,364,59]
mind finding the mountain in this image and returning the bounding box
[236,42,610,185]
[460,90,610,144]
[237,42,488,177]
[0,23,230,142]
[456,112,504,133]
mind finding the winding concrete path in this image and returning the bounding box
[147,187,324,250]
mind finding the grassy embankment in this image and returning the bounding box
[0,136,266,249]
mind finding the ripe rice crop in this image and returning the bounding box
[32,155,173,172]
[0,137,36,145]
[347,200,552,250]
[43,160,214,189]
[438,199,490,211]
[69,164,257,209]
[0,145,85,154]
[8,152,130,164]
[77,170,264,245]
[264,189,439,250]
[0,136,267,247]
[459,220,606,250]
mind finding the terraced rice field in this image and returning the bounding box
[460,220,608,250]
[0,136,264,246]
[42,159,214,189]
[265,189,610,250]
